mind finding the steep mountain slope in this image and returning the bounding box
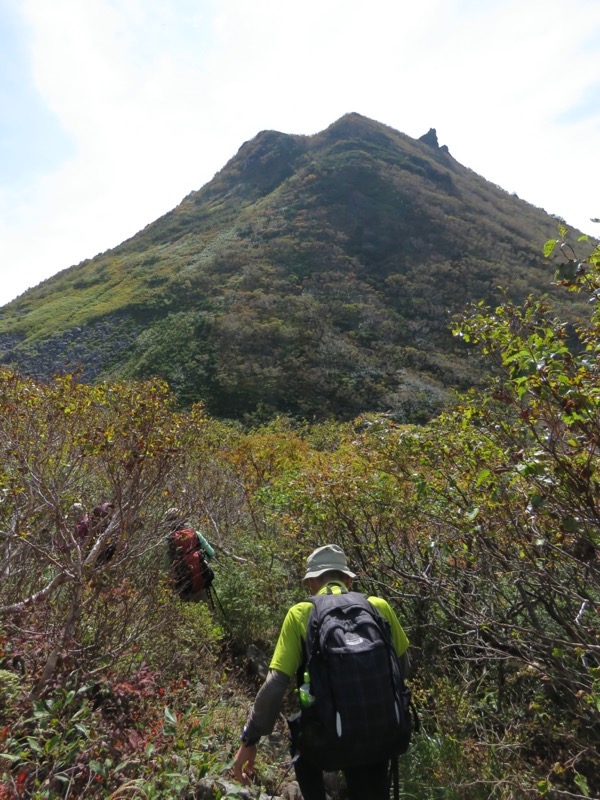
[0,113,584,421]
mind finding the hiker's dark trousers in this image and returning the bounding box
[294,753,389,800]
[288,712,390,800]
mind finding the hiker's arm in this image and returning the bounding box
[399,648,413,679]
[196,531,215,560]
[241,668,290,743]
[232,669,289,785]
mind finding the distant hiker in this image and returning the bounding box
[54,502,89,551]
[92,502,114,523]
[165,508,215,601]
[232,544,414,800]
[70,502,90,541]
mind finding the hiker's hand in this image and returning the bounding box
[232,743,257,785]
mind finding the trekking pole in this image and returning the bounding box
[206,584,216,611]
[268,755,299,800]
[205,584,215,611]
[207,583,227,619]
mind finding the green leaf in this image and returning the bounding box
[26,736,43,754]
[561,516,579,532]
[543,239,557,258]
[45,734,61,753]
[475,469,491,487]
[573,772,590,797]
[529,494,546,508]
[164,706,178,725]
[74,723,90,736]
[0,753,21,762]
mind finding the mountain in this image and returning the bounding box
[0,113,586,422]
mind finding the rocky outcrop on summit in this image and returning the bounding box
[419,127,440,147]
[419,127,449,153]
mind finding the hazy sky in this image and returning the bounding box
[1,0,599,306]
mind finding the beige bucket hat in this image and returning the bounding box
[303,544,357,580]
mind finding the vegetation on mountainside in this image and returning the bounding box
[0,114,589,424]
[0,228,598,799]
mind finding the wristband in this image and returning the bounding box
[240,727,260,746]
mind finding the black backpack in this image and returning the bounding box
[298,586,415,771]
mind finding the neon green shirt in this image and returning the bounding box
[269,582,409,678]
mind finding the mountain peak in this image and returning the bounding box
[0,112,579,423]
[319,112,398,141]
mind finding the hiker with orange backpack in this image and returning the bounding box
[232,544,414,800]
[164,508,215,601]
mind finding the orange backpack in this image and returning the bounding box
[168,527,214,597]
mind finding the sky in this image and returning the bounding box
[1,0,599,307]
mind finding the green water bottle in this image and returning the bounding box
[299,670,315,708]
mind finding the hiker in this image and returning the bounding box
[232,544,412,800]
[70,502,90,541]
[165,508,215,601]
[54,502,89,551]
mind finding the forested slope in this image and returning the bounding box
[0,113,589,422]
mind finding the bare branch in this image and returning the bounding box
[1,569,73,614]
